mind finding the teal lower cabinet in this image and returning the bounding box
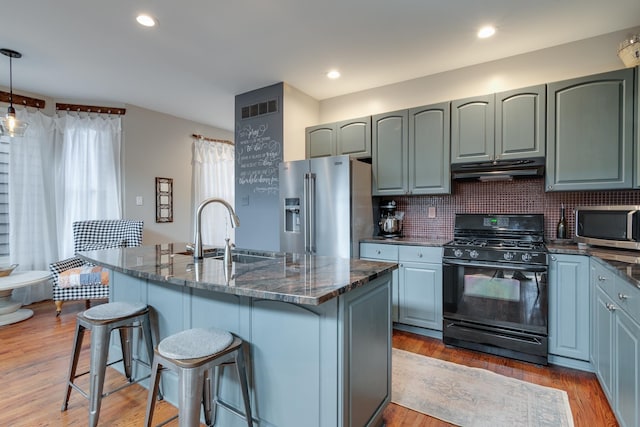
[398,246,442,332]
[592,258,640,427]
[360,243,400,322]
[360,243,442,336]
[548,254,590,368]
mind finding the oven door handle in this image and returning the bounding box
[443,259,547,272]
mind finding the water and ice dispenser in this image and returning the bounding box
[284,198,301,233]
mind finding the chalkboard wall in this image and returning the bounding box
[234,83,283,251]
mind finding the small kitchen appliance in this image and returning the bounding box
[442,213,548,365]
[378,200,403,238]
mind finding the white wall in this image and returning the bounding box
[283,83,320,161]
[319,26,640,123]
[122,105,233,245]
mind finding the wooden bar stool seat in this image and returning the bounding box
[62,301,155,427]
[144,327,253,427]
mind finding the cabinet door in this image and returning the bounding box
[546,68,634,191]
[495,85,546,160]
[359,243,399,323]
[398,261,442,330]
[548,254,590,361]
[594,284,615,403]
[306,124,336,158]
[408,102,451,195]
[451,94,494,163]
[336,116,371,158]
[614,308,640,427]
[372,110,409,195]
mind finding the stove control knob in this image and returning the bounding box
[521,253,532,262]
[453,249,463,258]
[503,252,514,261]
[469,250,479,259]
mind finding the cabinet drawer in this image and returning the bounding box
[360,243,399,261]
[398,245,442,263]
[614,277,640,325]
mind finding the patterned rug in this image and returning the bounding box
[392,349,575,427]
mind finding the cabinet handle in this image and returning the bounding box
[618,293,628,301]
[606,303,617,312]
[418,252,423,258]
[550,256,556,261]
[547,185,553,190]
[598,275,607,281]
[376,250,381,255]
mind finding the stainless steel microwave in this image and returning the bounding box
[575,205,640,250]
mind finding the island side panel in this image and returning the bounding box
[339,274,392,427]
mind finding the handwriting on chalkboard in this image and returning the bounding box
[236,123,281,195]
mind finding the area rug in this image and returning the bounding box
[392,348,575,427]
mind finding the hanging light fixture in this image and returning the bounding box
[618,34,640,68]
[0,48,28,137]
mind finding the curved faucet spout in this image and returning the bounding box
[193,198,240,259]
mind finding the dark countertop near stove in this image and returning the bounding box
[547,241,640,288]
[360,236,450,247]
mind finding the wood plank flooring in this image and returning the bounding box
[0,300,618,426]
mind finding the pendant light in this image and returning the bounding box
[0,48,28,138]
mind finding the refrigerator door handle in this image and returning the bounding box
[308,172,316,253]
[304,172,310,253]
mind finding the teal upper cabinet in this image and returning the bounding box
[452,86,545,164]
[305,116,371,159]
[451,94,494,163]
[336,116,371,158]
[372,110,409,195]
[306,123,336,158]
[495,85,546,160]
[546,68,634,191]
[408,102,451,194]
[372,103,450,196]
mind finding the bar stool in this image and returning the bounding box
[144,328,252,427]
[62,301,155,427]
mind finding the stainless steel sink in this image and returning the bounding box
[179,247,279,264]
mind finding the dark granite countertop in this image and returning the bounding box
[360,237,449,247]
[77,243,398,306]
[547,241,640,288]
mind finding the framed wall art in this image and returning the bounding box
[155,177,173,223]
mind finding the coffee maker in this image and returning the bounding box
[378,200,403,238]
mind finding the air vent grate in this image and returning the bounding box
[241,98,278,119]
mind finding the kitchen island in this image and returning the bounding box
[78,243,397,427]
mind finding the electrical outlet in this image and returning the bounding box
[428,207,436,218]
[136,196,143,206]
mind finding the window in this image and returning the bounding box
[0,137,8,259]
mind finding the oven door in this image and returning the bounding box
[442,258,548,364]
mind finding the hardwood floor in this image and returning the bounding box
[0,300,618,426]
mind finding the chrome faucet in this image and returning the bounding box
[193,198,240,260]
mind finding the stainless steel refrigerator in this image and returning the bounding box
[279,155,373,259]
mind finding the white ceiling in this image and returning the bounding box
[1,1,638,131]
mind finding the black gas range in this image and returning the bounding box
[442,213,549,365]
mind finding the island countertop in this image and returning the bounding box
[77,243,398,306]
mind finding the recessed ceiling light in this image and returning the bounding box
[136,14,157,27]
[327,70,341,79]
[477,25,496,39]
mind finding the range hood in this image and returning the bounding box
[451,157,545,181]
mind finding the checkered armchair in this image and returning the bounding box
[49,220,143,316]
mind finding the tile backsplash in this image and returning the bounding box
[380,178,640,242]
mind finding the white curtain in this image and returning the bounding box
[54,114,122,258]
[9,110,58,304]
[192,138,235,247]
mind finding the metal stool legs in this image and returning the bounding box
[145,335,252,427]
[62,304,154,427]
